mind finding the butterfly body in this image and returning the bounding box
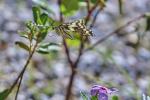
[54,19,93,38]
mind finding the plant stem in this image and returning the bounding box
[9,41,38,100]
[85,0,99,24]
[14,74,23,100]
[74,36,84,67]
[63,38,75,100]
[63,39,74,68]
[65,35,84,100]
[65,68,76,100]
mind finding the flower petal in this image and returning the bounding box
[98,93,108,100]
[90,87,100,96]
[91,85,108,96]
[99,87,108,94]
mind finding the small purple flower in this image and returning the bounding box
[98,93,108,100]
[90,85,118,100]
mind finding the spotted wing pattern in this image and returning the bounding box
[54,19,93,38]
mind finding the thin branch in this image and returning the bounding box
[65,68,76,100]
[65,34,85,100]
[63,39,74,69]
[65,39,84,100]
[85,0,99,24]
[63,37,76,100]
[85,14,145,51]
[74,35,84,67]
[64,37,85,100]
[65,38,84,100]
[15,76,22,100]
[10,41,38,100]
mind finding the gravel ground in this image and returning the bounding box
[0,0,150,100]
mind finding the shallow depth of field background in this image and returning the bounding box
[0,0,150,100]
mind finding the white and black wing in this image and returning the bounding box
[54,19,93,39]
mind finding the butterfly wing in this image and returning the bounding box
[55,25,73,39]
[69,19,93,36]
[54,19,93,39]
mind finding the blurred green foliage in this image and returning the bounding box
[0,89,11,100]
[112,95,119,100]
[61,0,79,16]
[80,91,88,100]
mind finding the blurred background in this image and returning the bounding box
[0,0,150,100]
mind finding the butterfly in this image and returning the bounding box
[54,19,93,39]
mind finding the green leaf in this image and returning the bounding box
[79,0,107,4]
[20,34,28,39]
[18,31,27,35]
[66,39,80,47]
[39,42,59,48]
[91,0,97,3]
[48,17,55,24]
[50,20,61,28]
[40,13,48,25]
[37,42,60,54]
[25,21,38,39]
[37,27,49,42]
[32,6,42,25]
[15,41,30,52]
[61,0,79,16]
[112,95,119,100]
[26,21,35,30]
[91,96,98,100]
[18,31,29,39]
[47,17,61,30]
[80,91,88,100]
[0,89,11,100]
[145,14,150,31]
[79,0,97,3]
[36,47,49,54]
